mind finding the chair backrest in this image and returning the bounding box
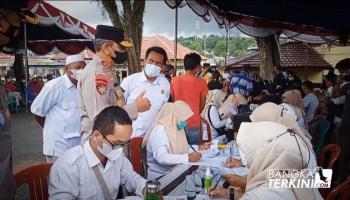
[129,137,145,177]
[326,177,350,200]
[309,119,331,156]
[318,144,342,169]
[199,117,212,145]
[14,163,52,200]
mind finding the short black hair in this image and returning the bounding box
[203,63,210,68]
[335,58,350,70]
[145,46,168,65]
[302,80,314,90]
[184,53,201,71]
[325,73,336,84]
[93,106,132,136]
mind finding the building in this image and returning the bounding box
[227,42,332,83]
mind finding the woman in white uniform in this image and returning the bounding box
[201,89,237,139]
[142,100,204,180]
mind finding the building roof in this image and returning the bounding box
[141,35,206,60]
[52,35,206,62]
[227,42,332,70]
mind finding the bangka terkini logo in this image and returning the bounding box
[265,167,332,188]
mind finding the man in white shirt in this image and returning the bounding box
[49,106,146,199]
[31,55,86,163]
[121,46,170,138]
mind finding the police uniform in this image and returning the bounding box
[78,25,137,143]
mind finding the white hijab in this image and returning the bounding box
[237,103,322,200]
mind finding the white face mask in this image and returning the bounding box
[71,69,84,80]
[238,148,248,167]
[97,142,123,161]
[144,63,161,78]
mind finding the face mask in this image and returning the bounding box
[71,69,83,80]
[177,120,187,130]
[97,142,123,161]
[238,148,248,167]
[144,63,161,78]
[111,51,128,64]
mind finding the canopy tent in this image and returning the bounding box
[25,0,95,55]
[164,0,350,45]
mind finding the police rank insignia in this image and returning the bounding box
[95,74,109,95]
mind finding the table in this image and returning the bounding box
[158,142,248,199]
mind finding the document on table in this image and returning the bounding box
[220,167,249,176]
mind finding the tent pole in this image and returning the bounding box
[224,28,229,67]
[24,22,29,112]
[174,5,178,73]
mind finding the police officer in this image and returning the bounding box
[78,25,151,143]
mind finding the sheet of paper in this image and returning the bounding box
[220,167,249,176]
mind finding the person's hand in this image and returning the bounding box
[209,186,229,198]
[223,174,247,188]
[188,152,202,162]
[225,157,242,168]
[135,90,151,112]
[5,109,11,121]
[198,142,211,151]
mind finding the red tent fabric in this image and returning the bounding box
[164,0,350,45]
[24,0,96,55]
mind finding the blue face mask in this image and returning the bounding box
[177,120,187,130]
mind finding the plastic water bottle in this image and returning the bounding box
[204,167,212,194]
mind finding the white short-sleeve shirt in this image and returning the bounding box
[121,72,170,137]
[31,74,81,157]
[48,141,147,199]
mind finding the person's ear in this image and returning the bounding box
[101,43,111,55]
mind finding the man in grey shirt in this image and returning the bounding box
[302,80,319,122]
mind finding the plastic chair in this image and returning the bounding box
[326,176,350,200]
[14,163,52,200]
[129,137,145,177]
[199,117,212,145]
[318,144,341,169]
[309,119,331,157]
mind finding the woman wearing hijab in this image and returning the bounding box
[211,103,321,200]
[220,93,248,114]
[142,101,205,180]
[201,89,236,139]
[282,90,308,129]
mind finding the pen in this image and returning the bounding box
[210,176,222,193]
[190,145,196,152]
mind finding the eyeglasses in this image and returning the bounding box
[102,135,129,150]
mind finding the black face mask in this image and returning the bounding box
[111,51,128,64]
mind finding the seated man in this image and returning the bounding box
[49,106,146,199]
[142,101,204,180]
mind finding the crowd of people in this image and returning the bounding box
[1,24,349,199]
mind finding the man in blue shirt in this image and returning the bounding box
[230,66,253,98]
[302,80,319,122]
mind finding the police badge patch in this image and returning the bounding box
[95,74,109,95]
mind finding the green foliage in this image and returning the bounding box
[178,35,256,58]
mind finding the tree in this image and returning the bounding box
[256,35,280,81]
[98,0,145,74]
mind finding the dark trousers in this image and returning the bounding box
[336,131,350,177]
